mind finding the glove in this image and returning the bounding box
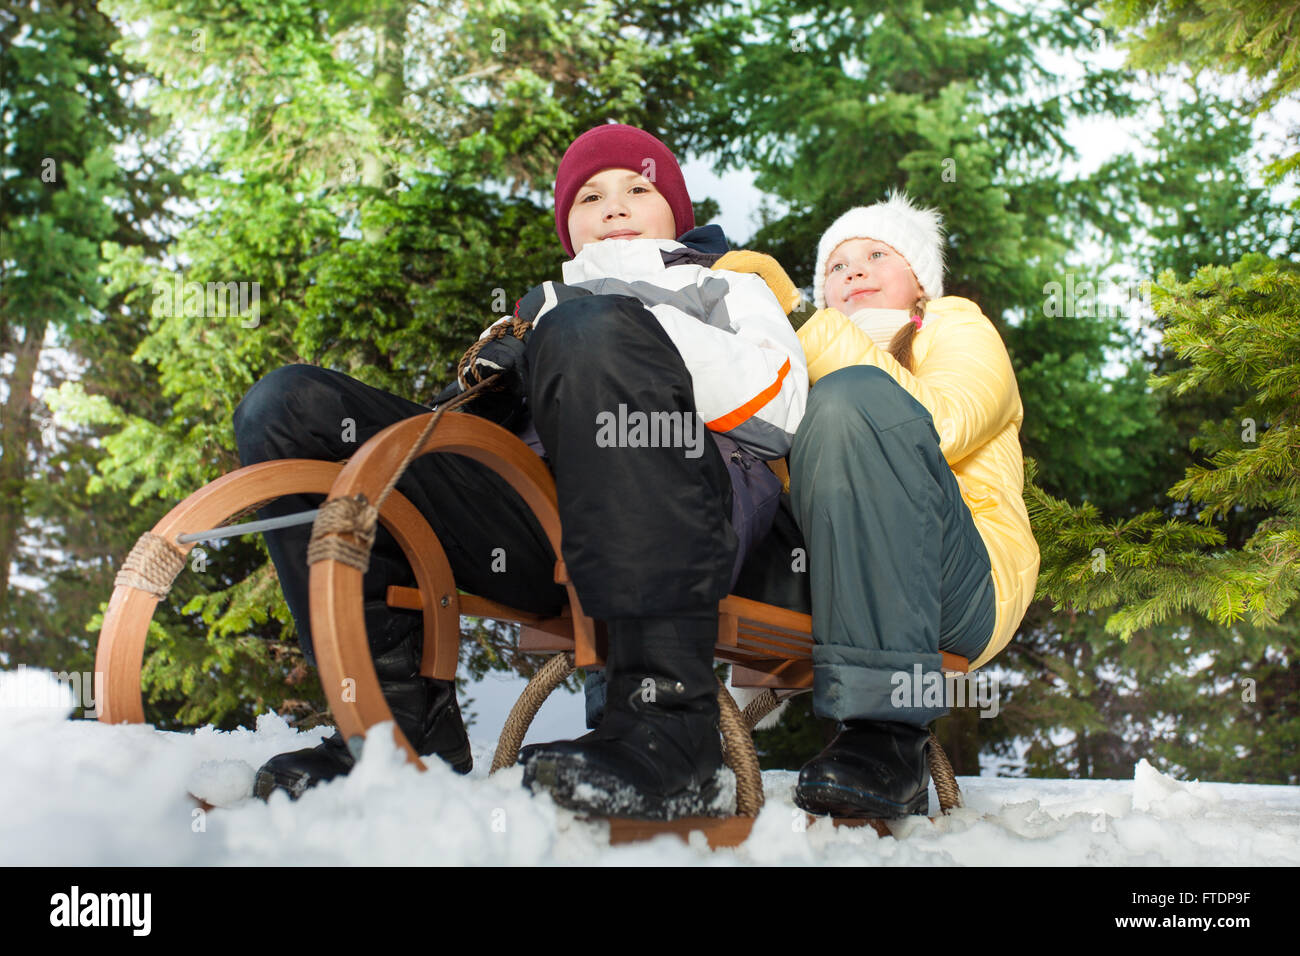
[463,331,530,390]
[430,373,530,430]
[430,379,463,408]
[430,275,593,420]
[430,324,532,430]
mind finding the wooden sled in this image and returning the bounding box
[97,412,969,849]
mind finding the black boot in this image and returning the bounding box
[517,730,595,768]
[519,614,725,820]
[254,601,472,801]
[794,719,932,819]
[517,670,605,765]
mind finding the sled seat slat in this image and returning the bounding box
[387,584,969,690]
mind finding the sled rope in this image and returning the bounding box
[456,316,532,392]
[718,680,764,816]
[136,321,526,574]
[740,688,782,730]
[305,495,381,570]
[490,651,576,774]
[929,733,963,811]
[305,356,506,573]
[489,653,767,816]
[114,532,188,598]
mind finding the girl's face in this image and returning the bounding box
[566,167,677,255]
[824,237,923,313]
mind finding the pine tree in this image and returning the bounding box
[1105,0,1300,179]
[1,0,185,688]
[1015,0,1300,782]
[1030,257,1300,637]
[44,0,726,729]
[989,81,1297,780]
[1105,2,1300,107]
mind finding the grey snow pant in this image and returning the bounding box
[788,365,996,727]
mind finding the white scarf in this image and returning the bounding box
[845,307,915,349]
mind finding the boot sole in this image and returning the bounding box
[436,740,473,775]
[524,754,728,821]
[254,768,319,802]
[794,781,929,819]
[252,739,470,803]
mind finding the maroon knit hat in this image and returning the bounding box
[553,123,694,257]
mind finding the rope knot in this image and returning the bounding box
[307,494,379,572]
[115,532,188,598]
[456,316,532,391]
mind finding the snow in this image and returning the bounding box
[3,668,1298,866]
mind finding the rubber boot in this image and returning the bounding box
[794,719,932,818]
[254,601,471,801]
[519,614,725,820]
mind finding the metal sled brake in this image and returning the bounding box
[96,411,969,848]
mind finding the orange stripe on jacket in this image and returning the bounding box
[705,358,792,433]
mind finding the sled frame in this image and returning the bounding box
[97,412,968,848]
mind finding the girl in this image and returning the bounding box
[788,191,1039,818]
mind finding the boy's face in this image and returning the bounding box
[824,237,923,313]
[566,167,678,255]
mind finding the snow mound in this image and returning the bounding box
[3,695,1299,865]
[1132,758,1221,817]
[187,759,255,808]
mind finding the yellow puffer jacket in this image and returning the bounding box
[796,296,1039,670]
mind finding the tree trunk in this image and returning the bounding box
[0,315,47,649]
[360,3,407,244]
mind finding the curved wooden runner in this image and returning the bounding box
[95,459,456,726]
[309,411,595,769]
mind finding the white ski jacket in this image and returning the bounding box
[543,237,808,459]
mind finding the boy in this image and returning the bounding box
[234,123,807,819]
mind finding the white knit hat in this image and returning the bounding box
[813,191,946,309]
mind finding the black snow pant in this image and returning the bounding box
[783,365,997,728]
[232,295,779,671]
